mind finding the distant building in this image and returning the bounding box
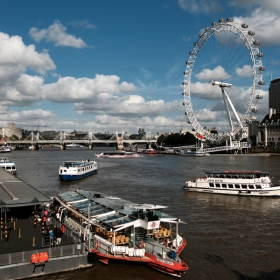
[258,109,280,146]
[1,123,22,139]
[269,77,280,113]
[248,120,259,137]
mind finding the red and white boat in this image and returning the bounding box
[54,190,188,277]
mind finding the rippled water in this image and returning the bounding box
[8,148,280,280]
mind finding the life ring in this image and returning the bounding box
[94,241,100,250]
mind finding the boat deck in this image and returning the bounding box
[94,235,184,264]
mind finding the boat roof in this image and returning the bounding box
[207,170,269,175]
[57,189,175,230]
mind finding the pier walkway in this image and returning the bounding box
[0,168,91,280]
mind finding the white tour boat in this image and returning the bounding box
[178,149,209,156]
[54,189,188,277]
[184,170,280,196]
[59,160,98,181]
[0,157,17,174]
[95,151,140,158]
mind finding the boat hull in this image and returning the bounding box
[59,169,97,181]
[184,186,280,197]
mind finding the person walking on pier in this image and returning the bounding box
[56,227,63,245]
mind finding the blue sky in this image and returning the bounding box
[0,0,279,135]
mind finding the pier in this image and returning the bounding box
[0,168,93,279]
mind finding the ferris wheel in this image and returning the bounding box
[182,18,265,142]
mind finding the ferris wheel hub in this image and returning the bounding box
[212,80,232,87]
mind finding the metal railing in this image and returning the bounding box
[31,216,82,245]
[0,243,86,266]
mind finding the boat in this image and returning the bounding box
[0,157,17,174]
[184,170,280,196]
[138,148,158,154]
[95,151,140,158]
[66,143,80,147]
[53,189,188,277]
[0,146,11,153]
[58,160,98,181]
[178,149,209,156]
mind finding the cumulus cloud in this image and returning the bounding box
[0,106,53,129]
[41,74,137,103]
[29,20,87,48]
[0,32,56,106]
[0,32,55,79]
[236,65,253,78]
[195,66,231,82]
[178,0,280,47]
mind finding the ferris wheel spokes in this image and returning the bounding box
[212,80,244,134]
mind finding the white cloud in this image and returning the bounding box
[0,32,56,106]
[41,74,137,103]
[0,32,55,79]
[233,9,280,47]
[29,20,87,48]
[178,0,280,47]
[195,66,231,82]
[236,65,253,78]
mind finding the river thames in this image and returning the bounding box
[7,147,280,280]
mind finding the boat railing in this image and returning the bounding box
[145,240,172,257]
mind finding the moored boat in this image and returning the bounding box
[178,149,209,156]
[53,189,188,277]
[0,146,11,153]
[59,160,97,181]
[95,151,140,158]
[184,170,280,196]
[0,157,17,174]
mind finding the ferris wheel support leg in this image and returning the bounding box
[223,90,244,130]
[222,90,233,132]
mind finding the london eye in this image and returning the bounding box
[182,18,265,142]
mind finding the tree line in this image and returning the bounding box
[157,132,197,146]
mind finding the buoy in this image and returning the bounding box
[30,252,49,264]
[30,254,39,264]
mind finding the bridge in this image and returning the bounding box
[6,131,157,150]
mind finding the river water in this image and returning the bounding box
[8,148,280,280]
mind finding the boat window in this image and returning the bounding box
[215,184,220,188]
[256,185,262,189]
[209,183,214,187]
[233,175,239,179]
[222,184,227,188]
[228,184,233,188]
[248,185,255,189]
[235,184,240,189]
[241,185,247,189]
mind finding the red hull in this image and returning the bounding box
[90,238,188,277]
